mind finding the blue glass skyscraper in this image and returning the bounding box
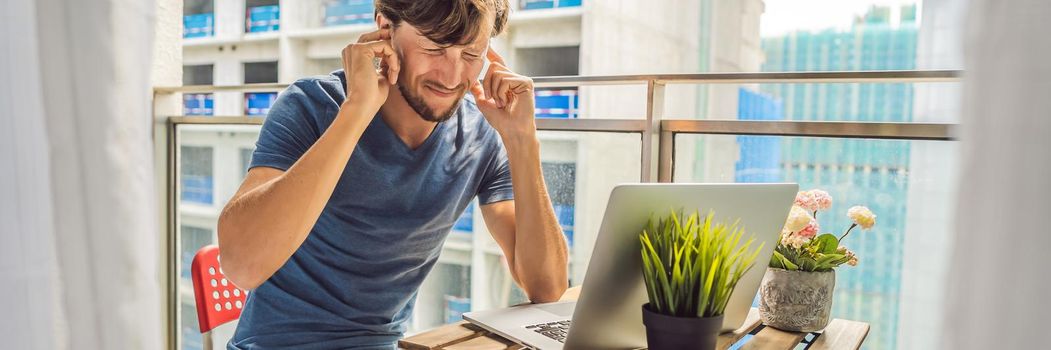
[738,5,919,349]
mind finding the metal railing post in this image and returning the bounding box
[658,129,675,183]
[166,118,179,350]
[642,80,665,183]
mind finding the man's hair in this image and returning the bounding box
[375,0,509,47]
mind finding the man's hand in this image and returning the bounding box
[470,49,537,142]
[342,28,401,113]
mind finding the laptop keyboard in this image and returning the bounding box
[525,320,571,343]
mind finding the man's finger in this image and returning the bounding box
[498,74,535,108]
[495,74,512,108]
[357,28,391,43]
[487,61,510,76]
[470,80,487,101]
[494,71,523,107]
[482,59,514,100]
[470,81,500,116]
[352,41,398,81]
[362,40,395,58]
[486,47,507,66]
[505,76,533,96]
[485,72,494,106]
[383,42,400,84]
[493,71,531,104]
[488,71,506,107]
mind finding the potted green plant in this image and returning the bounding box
[760,189,876,332]
[639,209,765,350]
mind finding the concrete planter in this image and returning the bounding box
[758,268,835,332]
[641,303,723,350]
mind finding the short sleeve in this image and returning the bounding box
[249,83,323,171]
[477,143,514,205]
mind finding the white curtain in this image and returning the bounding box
[944,1,1051,349]
[0,0,162,349]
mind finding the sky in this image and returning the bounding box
[760,0,921,37]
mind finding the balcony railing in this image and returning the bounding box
[153,69,962,349]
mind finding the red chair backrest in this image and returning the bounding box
[190,245,248,333]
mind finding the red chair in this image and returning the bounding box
[190,245,248,350]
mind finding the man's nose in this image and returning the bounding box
[434,56,467,89]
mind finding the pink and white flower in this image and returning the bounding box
[809,190,833,211]
[847,206,876,230]
[793,191,818,212]
[781,232,810,249]
[796,219,820,239]
[784,205,813,232]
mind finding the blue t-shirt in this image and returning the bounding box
[228,70,514,349]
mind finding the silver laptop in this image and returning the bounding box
[463,183,798,350]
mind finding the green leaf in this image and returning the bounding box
[772,250,799,270]
[640,245,661,310]
[815,253,845,265]
[812,234,840,254]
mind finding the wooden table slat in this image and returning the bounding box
[717,308,763,350]
[399,321,486,350]
[740,326,808,350]
[808,319,870,350]
[442,334,523,350]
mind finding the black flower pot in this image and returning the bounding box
[641,303,724,350]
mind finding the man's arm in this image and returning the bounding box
[479,143,569,303]
[473,48,569,303]
[217,28,399,290]
[217,103,372,290]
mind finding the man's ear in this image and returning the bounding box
[375,13,392,30]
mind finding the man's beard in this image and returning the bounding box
[398,81,463,123]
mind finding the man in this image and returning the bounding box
[217,0,569,348]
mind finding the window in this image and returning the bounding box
[176,125,262,349]
[243,61,278,84]
[181,301,204,350]
[179,225,213,350]
[323,0,376,27]
[453,201,475,233]
[244,92,278,116]
[180,225,214,280]
[245,0,280,33]
[183,64,215,116]
[244,61,279,116]
[183,93,214,116]
[521,0,582,10]
[535,89,579,119]
[515,46,581,119]
[675,134,958,350]
[183,0,214,38]
[542,162,576,247]
[514,47,580,77]
[180,146,214,205]
[184,64,214,85]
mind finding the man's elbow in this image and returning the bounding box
[217,210,263,290]
[524,276,569,303]
[216,239,265,290]
[220,262,264,291]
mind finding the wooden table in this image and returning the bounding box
[399,287,869,350]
